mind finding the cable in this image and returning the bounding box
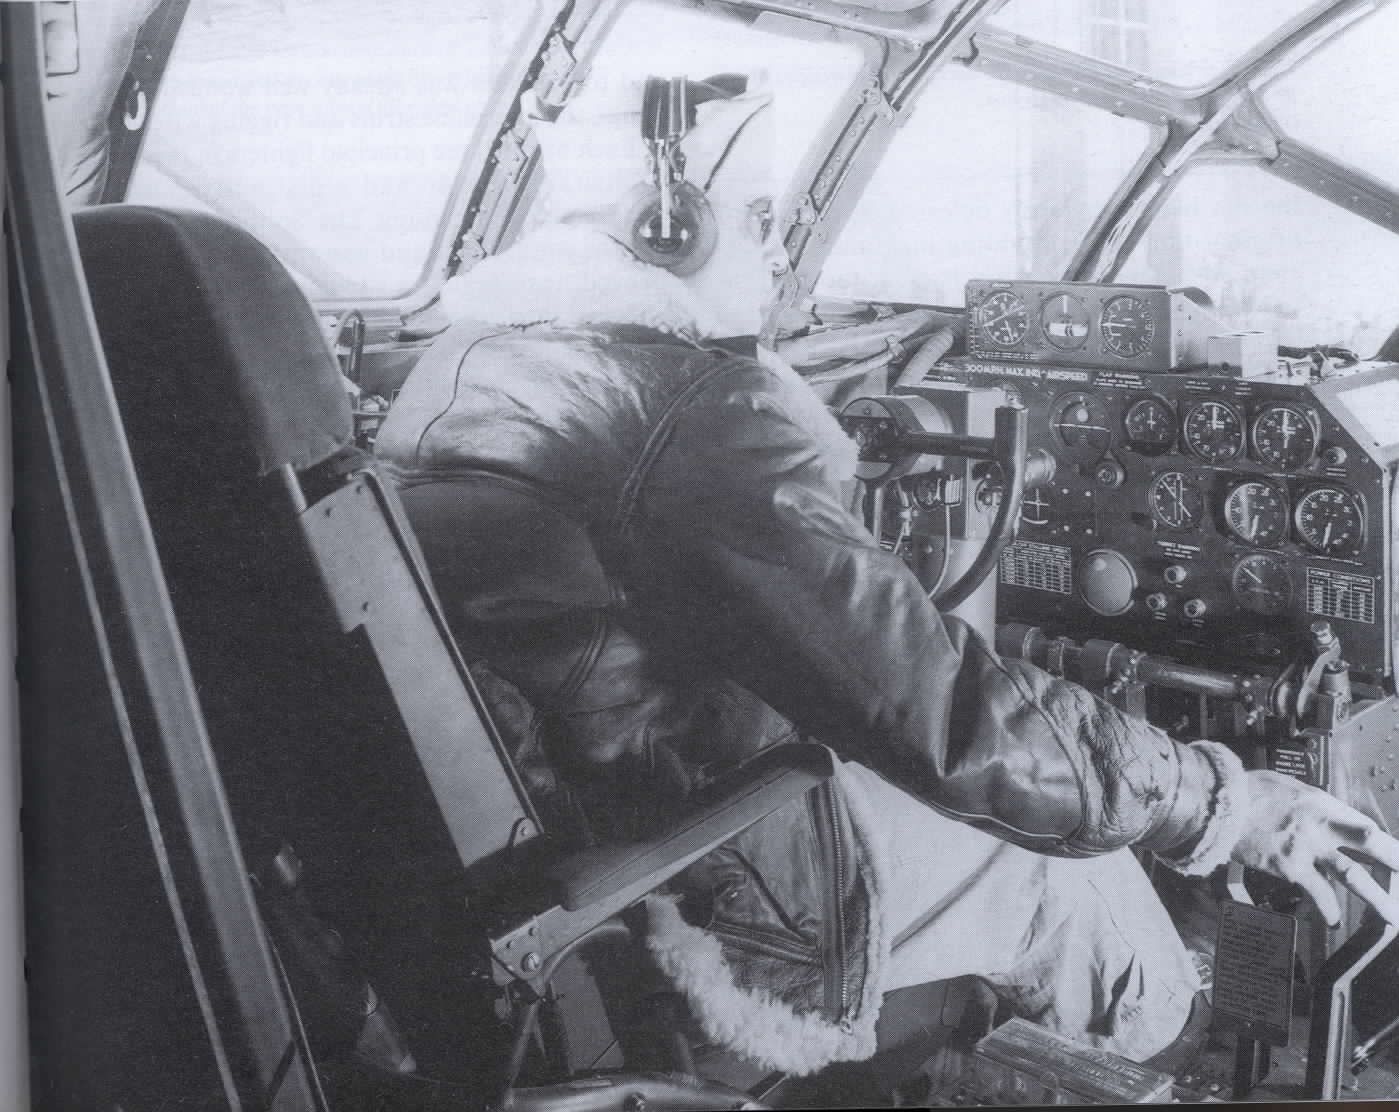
[926,501,951,601]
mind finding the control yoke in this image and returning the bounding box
[839,393,1041,611]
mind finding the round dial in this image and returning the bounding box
[1099,295,1157,358]
[1123,396,1177,453]
[1019,487,1052,527]
[1294,485,1365,557]
[975,290,1029,348]
[1251,404,1317,470]
[1183,401,1244,463]
[1231,553,1292,616]
[1148,471,1205,531]
[1039,293,1091,351]
[1049,392,1112,464]
[1223,479,1288,547]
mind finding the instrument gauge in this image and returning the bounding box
[1099,295,1157,359]
[1049,392,1112,464]
[1148,471,1205,531]
[974,290,1029,348]
[1123,396,1177,453]
[1019,487,1052,527]
[1231,553,1293,616]
[1039,293,1091,351]
[1183,401,1244,463]
[1294,485,1365,557]
[1251,404,1318,470]
[1223,479,1288,547]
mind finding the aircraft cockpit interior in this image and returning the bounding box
[13,0,1399,1108]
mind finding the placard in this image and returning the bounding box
[1212,900,1297,1046]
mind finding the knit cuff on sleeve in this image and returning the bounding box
[1154,741,1250,877]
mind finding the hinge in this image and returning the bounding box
[494,129,529,177]
[536,32,577,101]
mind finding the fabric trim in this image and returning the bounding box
[1154,741,1249,877]
[438,224,722,339]
[642,759,891,1076]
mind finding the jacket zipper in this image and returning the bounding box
[812,781,851,1030]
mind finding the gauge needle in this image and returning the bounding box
[1323,522,1334,549]
[1249,514,1260,539]
[982,309,1020,327]
[1243,565,1263,584]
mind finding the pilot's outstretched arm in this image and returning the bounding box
[633,350,1399,922]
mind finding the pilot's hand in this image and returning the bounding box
[1231,770,1399,928]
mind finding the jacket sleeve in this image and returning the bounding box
[629,355,1246,861]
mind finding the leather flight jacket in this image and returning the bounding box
[375,318,1236,1043]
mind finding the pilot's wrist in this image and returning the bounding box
[1151,740,1249,876]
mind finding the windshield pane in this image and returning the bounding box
[1118,166,1399,356]
[816,65,1149,305]
[989,0,1317,88]
[521,1,867,235]
[127,0,541,301]
[1267,4,1399,189]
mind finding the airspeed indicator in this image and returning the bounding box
[1100,295,1157,358]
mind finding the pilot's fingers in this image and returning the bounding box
[1326,854,1399,926]
[1296,863,1344,929]
[1337,819,1399,873]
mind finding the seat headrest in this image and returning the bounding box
[73,205,351,477]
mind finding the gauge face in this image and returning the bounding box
[1294,485,1365,557]
[1251,404,1317,470]
[1049,392,1112,464]
[1148,471,1205,531]
[1223,480,1288,547]
[1183,401,1244,463]
[1039,293,1091,351]
[1123,396,1177,453]
[1231,553,1293,616]
[1019,487,1052,527]
[1099,295,1157,359]
[975,290,1029,348]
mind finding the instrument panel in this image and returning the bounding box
[966,279,1217,372]
[908,356,1399,681]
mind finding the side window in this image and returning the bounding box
[127,0,542,300]
[815,66,1150,305]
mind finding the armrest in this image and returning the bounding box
[552,743,834,912]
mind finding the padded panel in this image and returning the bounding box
[73,204,350,477]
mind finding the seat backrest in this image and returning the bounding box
[72,205,540,898]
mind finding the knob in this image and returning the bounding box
[1323,445,1348,467]
[1163,564,1188,586]
[1079,549,1137,617]
[1094,459,1125,489]
[1146,593,1169,613]
[1183,598,1207,620]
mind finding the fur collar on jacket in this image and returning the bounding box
[437,223,724,339]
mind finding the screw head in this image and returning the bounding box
[521,952,541,973]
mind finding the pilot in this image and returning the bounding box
[376,73,1399,1078]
